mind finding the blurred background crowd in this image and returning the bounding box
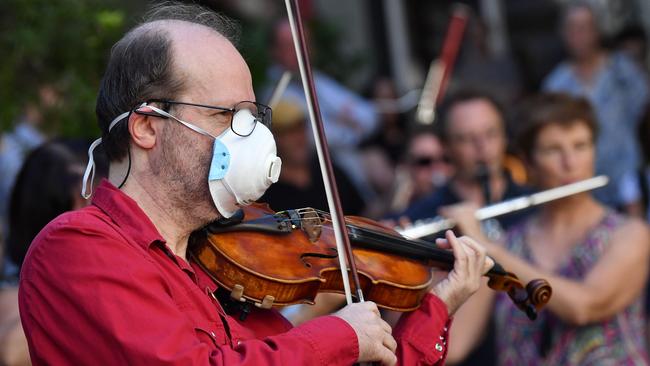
[3,0,650,365]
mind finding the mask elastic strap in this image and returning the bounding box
[144,104,217,139]
[81,137,103,199]
[81,110,131,199]
[81,102,221,199]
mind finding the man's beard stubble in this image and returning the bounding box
[154,123,219,228]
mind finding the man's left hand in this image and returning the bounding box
[430,230,494,315]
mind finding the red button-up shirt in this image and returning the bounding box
[19,180,451,365]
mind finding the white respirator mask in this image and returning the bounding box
[81,102,282,218]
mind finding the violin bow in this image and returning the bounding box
[283,0,364,305]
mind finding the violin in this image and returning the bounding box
[191,203,552,320]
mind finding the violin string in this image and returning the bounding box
[283,209,443,255]
[278,209,504,276]
[283,209,429,258]
[286,209,442,253]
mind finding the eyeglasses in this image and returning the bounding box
[142,99,272,137]
[411,155,447,167]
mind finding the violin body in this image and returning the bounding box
[193,203,552,319]
[193,204,433,311]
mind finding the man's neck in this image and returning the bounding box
[112,171,194,261]
[451,170,507,206]
[574,51,605,80]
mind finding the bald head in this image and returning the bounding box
[95,2,241,162]
[164,21,253,104]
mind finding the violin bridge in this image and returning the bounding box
[299,208,322,242]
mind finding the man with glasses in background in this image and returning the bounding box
[18,3,492,365]
[402,89,531,237]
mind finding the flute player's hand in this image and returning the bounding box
[438,202,483,240]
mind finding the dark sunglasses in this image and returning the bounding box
[411,155,447,167]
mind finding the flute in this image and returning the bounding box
[397,175,609,239]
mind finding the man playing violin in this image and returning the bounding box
[18,3,492,365]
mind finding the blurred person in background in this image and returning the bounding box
[0,85,56,234]
[389,129,452,215]
[614,24,648,72]
[259,99,365,215]
[400,89,531,238]
[450,14,523,107]
[264,19,379,204]
[543,2,648,209]
[619,104,650,220]
[360,76,409,165]
[358,76,410,218]
[445,93,650,365]
[1,140,93,366]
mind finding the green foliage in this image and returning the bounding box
[0,0,364,137]
[0,0,134,137]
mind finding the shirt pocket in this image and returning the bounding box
[180,303,230,347]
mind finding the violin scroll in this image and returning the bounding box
[526,278,552,309]
[487,272,552,320]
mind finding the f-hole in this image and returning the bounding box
[300,248,337,268]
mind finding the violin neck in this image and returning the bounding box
[347,225,507,276]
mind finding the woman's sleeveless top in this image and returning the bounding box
[494,210,648,365]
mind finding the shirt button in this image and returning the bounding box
[435,343,444,352]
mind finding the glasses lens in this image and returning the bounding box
[232,102,272,136]
[231,107,256,136]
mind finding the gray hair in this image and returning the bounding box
[95,1,240,162]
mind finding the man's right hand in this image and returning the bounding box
[333,301,397,366]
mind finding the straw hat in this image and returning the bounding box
[271,100,306,133]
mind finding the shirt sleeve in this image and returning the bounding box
[19,213,358,366]
[393,293,452,366]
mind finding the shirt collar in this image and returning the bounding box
[91,179,165,249]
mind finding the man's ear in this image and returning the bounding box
[128,107,158,150]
